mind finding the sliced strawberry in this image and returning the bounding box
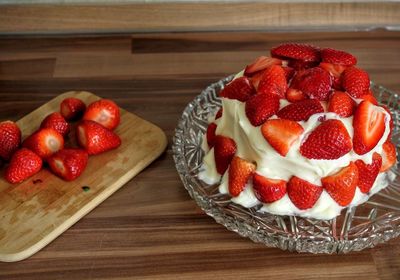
[83,99,120,130]
[283,67,295,82]
[0,121,21,161]
[277,99,324,122]
[215,108,223,119]
[328,91,356,117]
[76,120,121,155]
[219,76,256,102]
[285,88,308,103]
[359,92,378,105]
[213,135,237,175]
[355,153,382,193]
[321,162,358,206]
[244,56,282,76]
[245,93,280,126]
[23,128,64,159]
[382,105,393,141]
[342,66,370,98]
[288,60,319,70]
[287,176,322,210]
[249,70,264,89]
[319,62,347,90]
[321,48,357,66]
[381,141,397,172]
[261,119,304,156]
[353,101,386,155]
[60,97,86,121]
[228,156,256,197]
[300,119,352,160]
[291,67,332,100]
[206,123,217,148]
[257,65,288,98]
[253,173,287,203]
[4,148,42,184]
[40,112,70,137]
[271,43,321,62]
[48,149,88,181]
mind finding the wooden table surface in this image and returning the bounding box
[0,30,399,279]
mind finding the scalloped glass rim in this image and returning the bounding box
[173,75,400,254]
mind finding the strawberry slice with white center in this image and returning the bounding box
[83,99,121,131]
[285,88,308,103]
[380,141,397,172]
[244,56,283,76]
[228,156,256,197]
[253,173,287,203]
[22,128,64,159]
[353,100,386,155]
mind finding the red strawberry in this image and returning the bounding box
[244,56,282,76]
[40,112,70,137]
[283,67,295,82]
[300,119,352,160]
[48,149,88,181]
[4,148,42,184]
[213,135,237,175]
[83,99,120,130]
[285,88,308,103]
[328,91,356,117]
[253,173,287,203]
[76,120,121,155]
[288,60,319,70]
[287,176,322,210]
[249,70,264,89]
[206,123,217,148]
[321,48,357,66]
[23,128,64,159]
[245,93,280,126]
[359,93,378,105]
[381,141,397,172]
[60,97,86,121]
[291,67,332,100]
[342,67,370,98]
[271,43,321,62]
[0,121,21,161]
[382,106,393,141]
[228,156,256,197]
[353,101,386,155]
[215,108,223,119]
[319,62,347,90]
[321,162,358,206]
[277,99,324,122]
[261,119,304,156]
[219,77,256,102]
[257,65,288,98]
[355,153,382,193]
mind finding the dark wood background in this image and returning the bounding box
[0,31,399,279]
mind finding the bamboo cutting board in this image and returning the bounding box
[0,91,167,262]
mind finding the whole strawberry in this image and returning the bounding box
[5,148,42,184]
[60,97,86,121]
[0,121,21,161]
[40,112,70,137]
[48,149,89,181]
[83,99,120,130]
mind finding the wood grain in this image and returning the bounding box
[0,31,399,278]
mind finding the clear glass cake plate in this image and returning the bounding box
[172,75,400,254]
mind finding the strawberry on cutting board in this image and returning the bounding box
[287,176,322,210]
[253,173,287,203]
[40,112,70,137]
[83,99,120,130]
[0,121,21,161]
[355,153,382,193]
[4,148,43,184]
[213,135,237,175]
[23,128,64,159]
[228,156,256,197]
[48,149,89,181]
[219,76,256,102]
[60,97,86,121]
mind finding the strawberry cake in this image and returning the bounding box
[199,43,397,220]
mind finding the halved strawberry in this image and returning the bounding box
[342,66,370,98]
[283,67,295,82]
[244,56,282,76]
[76,120,121,155]
[359,92,378,105]
[300,119,352,160]
[353,100,386,155]
[23,128,64,159]
[249,70,264,89]
[321,162,358,206]
[277,99,324,122]
[215,108,223,119]
[40,112,70,137]
[382,105,393,142]
[285,88,308,103]
[288,60,319,70]
[83,99,120,130]
[328,91,356,117]
[257,65,288,98]
[219,76,256,102]
[319,62,347,90]
[4,148,43,184]
[213,135,237,175]
[48,149,88,181]
[355,153,382,193]
[228,156,256,197]
[245,93,280,126]
[380,141,397,172]
[291,67,332,100]
[321,48,357,66]
[287,176,322,210]
[253,173,287,203]
[60,97,86,121]
[271,43,321,62]
[0,121,21,161]
[206,123,217,148]
[261,119,304,156]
